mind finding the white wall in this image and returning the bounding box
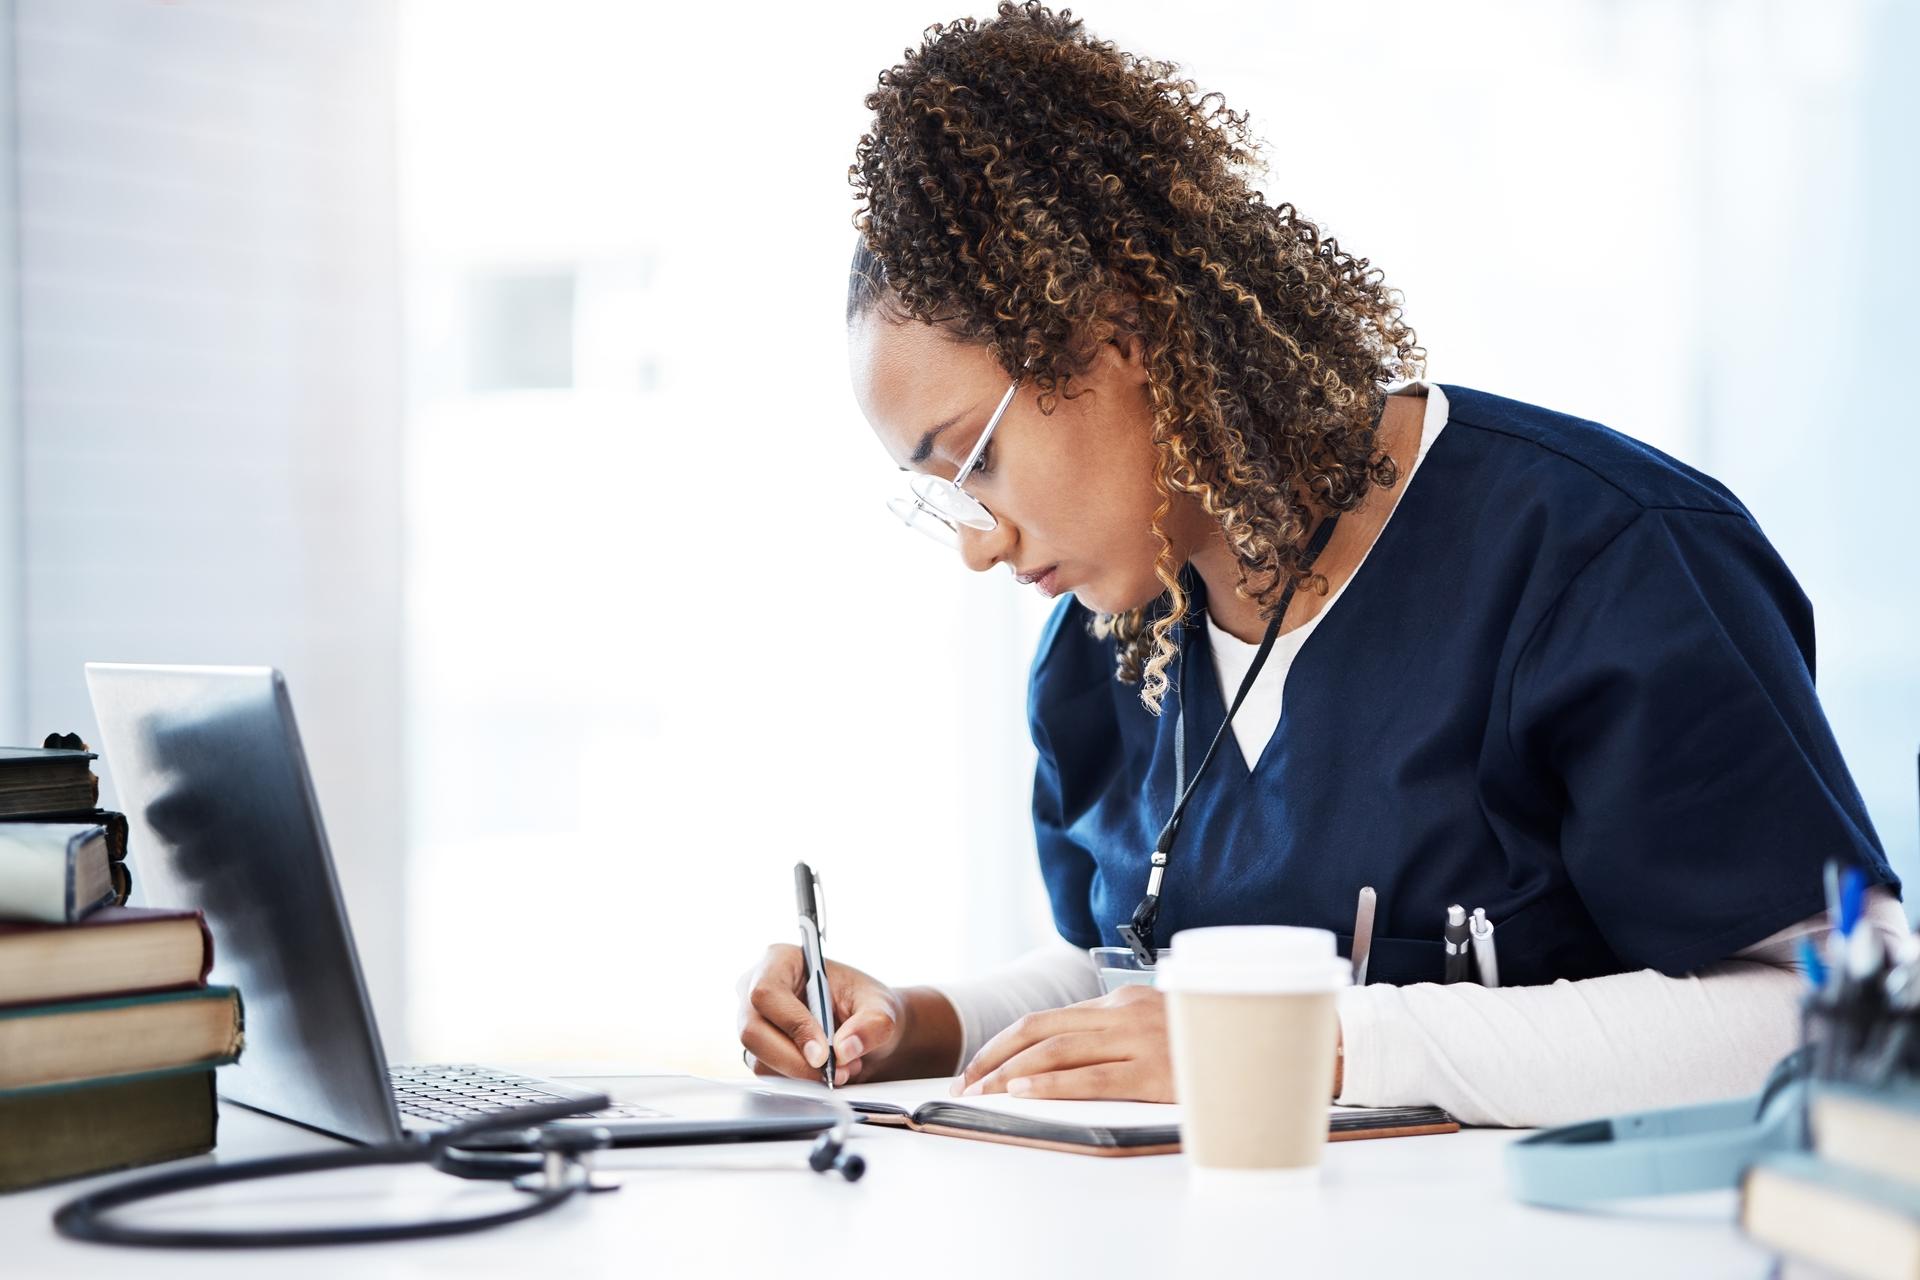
[1,0,1907,1083]
[397,0,1918,1078]
[8,0,409,1046]
[0,0,25,741]
[394,1,1065,1073]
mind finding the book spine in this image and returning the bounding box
[0,810,127,860]
[0,836,70,924]
[0,1070,216,1192]
[0,987,245,1097]
[62,830,76,919]
[195,913,215,985]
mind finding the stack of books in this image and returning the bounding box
[1742,1085,1920,1279]
[0,737,244,1193]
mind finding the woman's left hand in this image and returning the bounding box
[950,983,1173,1102]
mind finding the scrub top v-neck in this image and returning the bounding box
[1026,382,1898,988]
[1205,381,1452,771]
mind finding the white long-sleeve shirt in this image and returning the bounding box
[928,888,1908,1128]
[931,380,1911,1127]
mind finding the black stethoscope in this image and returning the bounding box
[1118,509,1344,966]
[54,1092,865,1248]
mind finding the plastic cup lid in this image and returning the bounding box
[1155,925,1351,994]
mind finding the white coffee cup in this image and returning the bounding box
[1157,925,1350,1184]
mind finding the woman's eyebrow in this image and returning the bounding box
[907,401,980,467]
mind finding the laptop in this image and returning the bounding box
[83,662,836,1146]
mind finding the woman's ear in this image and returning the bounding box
[1065,288,1147,383]
[1096,289,1147,383]
[1097,327,1149,387]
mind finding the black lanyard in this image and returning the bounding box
[1118,510,1344,965]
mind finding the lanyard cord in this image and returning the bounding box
[1120,510,1343,964]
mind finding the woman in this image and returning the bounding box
[735,1,1905,1126]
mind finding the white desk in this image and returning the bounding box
[5,1075,1776,1279]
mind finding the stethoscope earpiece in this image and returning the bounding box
[807,1131,867,1182]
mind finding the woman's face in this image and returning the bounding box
[849,310,1197,615]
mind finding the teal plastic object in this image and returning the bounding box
[1505,1047,1808,1208]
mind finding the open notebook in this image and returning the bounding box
[821,1078,1458,1158]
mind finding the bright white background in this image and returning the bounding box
[2,0,1913,1076]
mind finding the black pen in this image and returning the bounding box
[1443,904,1472,984]
[794,861,837,1088]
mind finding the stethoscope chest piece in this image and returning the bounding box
[496,1123,624,1194]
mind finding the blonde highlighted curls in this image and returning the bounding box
[848,1,1424,712]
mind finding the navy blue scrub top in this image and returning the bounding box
[1029,383,1900,988]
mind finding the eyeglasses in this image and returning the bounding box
[886,377,1019,549]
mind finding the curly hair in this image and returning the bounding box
[847,1,1424,713]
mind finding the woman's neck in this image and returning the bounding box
[1189,392,1428,644]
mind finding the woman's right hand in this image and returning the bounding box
[735,945,959,1085]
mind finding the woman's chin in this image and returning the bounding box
[1069,576,1160,617]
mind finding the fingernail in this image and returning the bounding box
[947,1077,964,1097]
[803,1040,827,1068]
[962,1080,984,1097]
[1007,1077,1031,1096]
[835,1064,850,1085]
[836,1034,864,1060]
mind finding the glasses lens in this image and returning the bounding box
[887,495,959,548]
[907,474,996,531]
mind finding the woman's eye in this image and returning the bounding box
[967,440,993,479]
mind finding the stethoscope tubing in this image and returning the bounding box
[53,1092,611,1248]
[53,1140,582,1248]
[52,1088,864,1247]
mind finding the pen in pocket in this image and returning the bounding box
[1470,907,1499,988]
[1443,904,1471,984]
[1351,886,1376,986]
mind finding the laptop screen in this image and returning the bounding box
[85,663,401,1144]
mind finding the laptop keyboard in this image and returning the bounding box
[390,1064,663,1126]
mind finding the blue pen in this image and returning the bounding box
[1797,936,1828,991]
[1839,867,1866,937]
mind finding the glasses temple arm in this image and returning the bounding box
[951,378,1021,487]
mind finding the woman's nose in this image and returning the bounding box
[957,516,1014,574]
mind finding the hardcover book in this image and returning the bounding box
[0,1070,217,1193]
[1812,1081,1920,1186]
[0,907,213,1008]
[0,810,131,902]
[0,985,243,1093]
[1742,1150,1920,1280]
[0,745,101,818]
[0,823,113,924]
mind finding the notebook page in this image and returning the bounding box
[802,1078,1427,1127]
[831,1077,1180,1128]
[935,1091,1181,1129]
[825,1077,959,1110]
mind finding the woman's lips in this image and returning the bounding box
[1014,565,1061,597]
